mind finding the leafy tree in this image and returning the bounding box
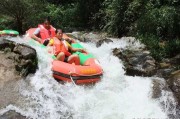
[136,0,180,39]
[0,0,44,34]
[100,0,147,37]
[45,0,75,5]
[68,0,105,29]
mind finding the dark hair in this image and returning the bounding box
[44,16,51,23]
[55,29,63,34]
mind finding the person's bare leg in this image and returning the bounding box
[68,55,80,65]
[56,52,65,61]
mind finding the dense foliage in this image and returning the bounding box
[0,0,179,60]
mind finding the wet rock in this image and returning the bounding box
[113,48,156,76]
[167,70,180,105]
[66,33,79,41]
[66,32,87,42]
[156,68,175,79]
[0,110,27,119]
[96,38,113,47]
[159,62,171,68]
[0,52,21,88]
[0,39,15,51]
[0,38,38,76]
[113,46,179,79]
[155,54,180,79]
[152,78,170,99]
[80,32,103,42]
[112,48,125,60]
[0,52,22,109]
[0,38,38,111]
[68,32,108,43]
[152,78,180,118]
[13,44,36,59]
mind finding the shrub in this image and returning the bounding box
[138,34,180,61]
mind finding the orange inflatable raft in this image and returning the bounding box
[26,28,103,85]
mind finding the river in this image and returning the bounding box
[0,36,176,119]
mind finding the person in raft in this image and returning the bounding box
[48,29,85,65]
[31,17,56,45]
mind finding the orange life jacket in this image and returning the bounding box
[53,37,71,56]
[38,24,56,43]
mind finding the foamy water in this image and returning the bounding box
[0,36,176,119]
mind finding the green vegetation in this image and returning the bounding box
[0,0,179,61]
[138,34,180,61]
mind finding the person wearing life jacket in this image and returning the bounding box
[31,17,56,45]
[48,29,85,65]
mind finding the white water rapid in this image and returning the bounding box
[0,36,177,119]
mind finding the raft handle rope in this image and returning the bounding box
[69,68,77,86]
[69,75,77,86]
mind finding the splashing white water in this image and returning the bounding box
[0,36,175,119]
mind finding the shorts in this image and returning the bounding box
[43,39,49,46]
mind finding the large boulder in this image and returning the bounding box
[155,54,180,79]
[152,78,180,118]
[113,48,156,76]
[0,39,37,83]
[112,43,179,79]
[0,39,15,51]
[66,32,90,42]
[67,32,109,43]
[152,78,171,99]
[167,70,180,105]
[0,38,38,111]
[13,44,37,75]
[0,110,27,119]
[0,39,38,76]
[13,44,36,59]
[96,38,113,47]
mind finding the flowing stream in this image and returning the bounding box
[0,36,177,119]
